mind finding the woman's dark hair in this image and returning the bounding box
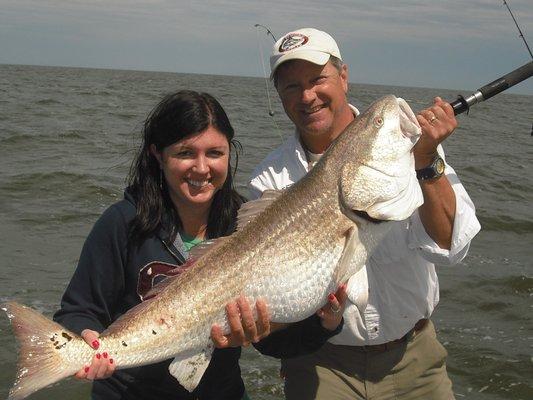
[127,90,245,245]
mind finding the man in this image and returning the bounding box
[214,28,480,399]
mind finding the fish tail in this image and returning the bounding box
[2,301,81,400]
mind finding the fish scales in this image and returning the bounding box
[3,95,424,399]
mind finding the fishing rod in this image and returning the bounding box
[501,1,533,135]
[503,0,533,60]
[450,61,532,115]
[254,24,277,117]
[254,24,277,42]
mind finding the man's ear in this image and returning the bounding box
[149,144,162,167]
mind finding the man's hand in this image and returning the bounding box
[415,97,457,169]
[414,96,457,249]
[74,329,115,380]
[211,296,271,348]
[316,284,347,331]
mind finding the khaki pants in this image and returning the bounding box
[281,321,454,400]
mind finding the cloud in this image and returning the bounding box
[0,0,531,93]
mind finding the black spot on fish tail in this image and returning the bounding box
[152,330,157,335]
[61,332,73,341]
[122,341,128,347]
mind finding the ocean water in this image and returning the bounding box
[0,64,531,400]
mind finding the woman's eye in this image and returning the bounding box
[175,150,193,158]
[207,150,225,157]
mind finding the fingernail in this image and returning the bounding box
[96,353,101,360]
[103,352,108,359]
[328,293,335,301]
[92,340,100,350]
[110,359,114,364]
[84,366,89,373]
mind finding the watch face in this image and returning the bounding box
[435,158,445,175]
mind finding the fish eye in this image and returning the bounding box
[374,117,384,127]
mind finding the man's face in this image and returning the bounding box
[276,59,349,149]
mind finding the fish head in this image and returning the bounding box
[336,95,424,221]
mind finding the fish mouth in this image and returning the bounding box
[397,98,421,143]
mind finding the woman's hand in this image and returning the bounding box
[74,329,116,380]
[211,296,271,348]
[316,284,348,331]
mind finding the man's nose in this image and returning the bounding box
[301,87,316,104]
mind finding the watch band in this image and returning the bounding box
[416,155,445,180]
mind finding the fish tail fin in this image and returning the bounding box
[2,301,81,400]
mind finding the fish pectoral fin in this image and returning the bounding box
[168,343,214,392]
[334,227,359,284]
[346,266,369,313]
[335,228,370,314]
[236,189,284,230]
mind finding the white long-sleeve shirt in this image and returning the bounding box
[249,113,481,346]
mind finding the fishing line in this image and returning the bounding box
[503,0,533,60]
[254,24,284,143]
[502,1,533,135]
[255,27,275,117]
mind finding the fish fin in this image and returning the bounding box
[335,228,370,314]
[168,343,214,392]
[2,302,81,400]
[334,226,359,284]
[346,266,369,313]
[236,189,283,230]
[189,189,282,257]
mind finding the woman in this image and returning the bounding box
[53,90,246,400]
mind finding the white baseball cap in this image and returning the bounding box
[270,28,342,79]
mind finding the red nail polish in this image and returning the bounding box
[92,340,100,350]
[96,353,101,360]
[109,359,114,364]
[328,293,335,301]
[84,366,89,373]
[103,352,108,359]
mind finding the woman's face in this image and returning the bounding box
[152,126,230,211]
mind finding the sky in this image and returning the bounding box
[1,0,532,95]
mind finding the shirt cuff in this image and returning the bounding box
[408,180,481,265]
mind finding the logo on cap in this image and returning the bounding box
[279,33,309,52]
